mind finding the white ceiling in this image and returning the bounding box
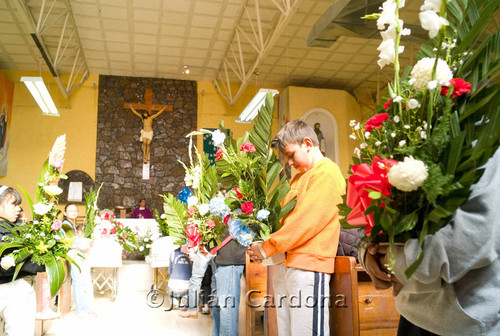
[0,0,498,102]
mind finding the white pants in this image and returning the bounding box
[273,264,330,336]
[0,277,36,336]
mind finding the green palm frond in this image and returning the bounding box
[160,193,188,246]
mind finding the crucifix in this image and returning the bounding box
[123,88,173,177]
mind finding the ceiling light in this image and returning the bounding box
[184,65,190,74]
[236,89,279,123]
[20,76,59,116]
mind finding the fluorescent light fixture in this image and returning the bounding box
[236,88,279,123]
[20,76,59,116]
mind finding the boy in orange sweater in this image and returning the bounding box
[248,119,345,336]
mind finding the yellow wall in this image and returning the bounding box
[285,86,362,176]
[0,71,98,214]
[196,82,280,149]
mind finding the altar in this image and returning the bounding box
[116,218,161,240]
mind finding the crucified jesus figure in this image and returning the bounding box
[130,106,166,164]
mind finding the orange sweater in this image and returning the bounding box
[262,158,345,273]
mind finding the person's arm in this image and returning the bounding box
[392,149,500,287]
[262,163,345,257]
[129,106,142,118]
[151,106,166,120]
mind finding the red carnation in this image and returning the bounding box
[187,207,196,216]
[216,148,224,161]
[206,220,216,229]
[241,201,254,215]
[383,99,391,109]
[365,113,389,132]
[240,142,256,152]
[441,78,471,98]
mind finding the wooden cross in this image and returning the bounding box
[123,88,173,169]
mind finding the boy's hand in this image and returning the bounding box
[247,242,264,263]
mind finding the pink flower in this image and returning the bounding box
[110,227,116,234]
[216,148,224,161]
[365,113,389,132]
[206,220,216,229]
[102,228,108,235]
[187,207,196,216]
[240,142,256,152]
[51,158,64,170]
[51,220,62,231]
[241,201,254,215]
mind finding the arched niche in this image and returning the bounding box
[58,170,95,204]
[302,108,339,164]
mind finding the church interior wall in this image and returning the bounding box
[0,69,364,215]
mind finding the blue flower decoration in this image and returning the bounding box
[256,209,270,221]
[209,195,230,218]
[178,187,192,204]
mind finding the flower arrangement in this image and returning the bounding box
[214,93,296,247]
[135,229,153,257]
[341,0,500,276]
[92,213,137,252]
[161,134,226,250]
[0,135,77,296]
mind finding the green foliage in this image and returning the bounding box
[160,193,188,246]
[84,183,103,238]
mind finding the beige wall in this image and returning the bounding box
[285,86,362,176]
[0,70,98,213]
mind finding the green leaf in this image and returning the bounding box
[368,191,382,200]
[160,193,188,246]
[394,212,418,235]
[0,242,23,255]
[45,255,66,297]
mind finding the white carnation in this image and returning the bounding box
[198,203,210,216]
[1,255,15,270]
[388,156,429,192]
[211,129,226,147]
[33,203,53,216]
[187,196,199,207]
[410,57,452,91]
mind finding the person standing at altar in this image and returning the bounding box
[0,185,44,335]
[130,198,153,219]
[248,120,346,336]
[63,203,95,318]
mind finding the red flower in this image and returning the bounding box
[223,215,230,225]
[187,207,196,216]
[365,113,389,132]
[102,228,108,235]
[216,148,224,161]
[206,220,216,229]
[110,227,116,234]
[241,201,254,215]
[383,99,392,109]
[345,156,397,236]
[185,224,201,248]
[104,212,110,220]
[240,142,256,152]
[232,187,244,199]
[441,78,471,98]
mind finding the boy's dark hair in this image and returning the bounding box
[271,119,319,150]
[0,186,22,205]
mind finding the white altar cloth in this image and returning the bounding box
[116,218,160,240]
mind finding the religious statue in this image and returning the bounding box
[314,122,326,155]
[130,106,166,164]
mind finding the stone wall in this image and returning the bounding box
[96,75,197,212]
